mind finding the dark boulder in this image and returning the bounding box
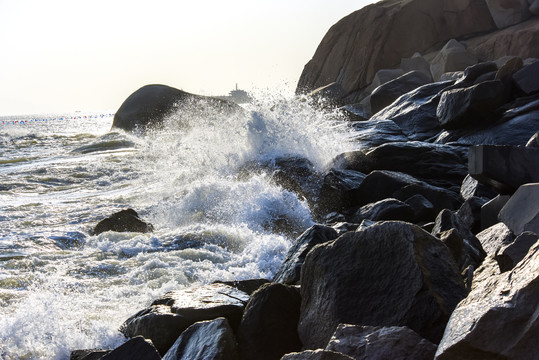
[460,61,499,83]
[93,209,153,236]
[469,145,539,194]
[496,231,539,272]
[273,225,339,285]
[404,194,435,222]
[499,183,539,235]
[237,283,302,360]
[213,279,269,296]
[298,221,466,348]
[435,241,539,359]
[333,141,468,189]
[513,59,539,95]
[348,119,408,148]
[325,324,437,360]
[101,336,160,360]
[526,131,539,147]
[370,71,432,114]
[112,84,239,133]
[281,350,354,360]
[350,198,415,223]
[480,195,511,230]
[70,349,110,360]
[436,80,508,129]
[162,318,238,360]
[456,196,488,235]
[121,283,249,355]
[317,169,366,215]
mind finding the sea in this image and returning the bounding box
[0,93,357,359]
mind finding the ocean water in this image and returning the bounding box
[0,94,356,359]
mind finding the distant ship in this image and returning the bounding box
[216,84,253,104]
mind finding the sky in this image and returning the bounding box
[0,0,376,116]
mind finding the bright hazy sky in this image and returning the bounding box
[0,1,376,116]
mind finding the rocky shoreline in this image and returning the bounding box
[73,0,539,359]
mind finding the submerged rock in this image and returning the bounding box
[298,221,466,348]
[93,209,154,235]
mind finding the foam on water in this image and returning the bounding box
[0,93,356,359]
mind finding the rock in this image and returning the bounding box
[371,69,406,89]
[459,61,499,83]
[298,221,466,348]
[317,169,366,215]
[334,142,468,189]
[350,198,415,223]
[237,283,302,360]
[436,80,508,129]
[430,39,478,82]
[70,349,110,360]
[480,195,512,230]
[325,324,437,360]
[435,239,539,359]
[400,53,432,80]
[348,119,408,148]
[438,229,480,273]
[456,196,489,234]
[309,82,346,108]
[499,183,539,235]
[496,231,539,272]
[100,336,160,360]
[281,350,354,360]
[371,81,454,141]
[273,225,339,285]
[531,0,539,14]
[527,131,539,147]
[296,0,495,95]
[495,56,523,80]
[513,59,539,95]
[112,84,239,132]
[464,18,539,62]
[121,283,249,355]
[460,174,496,201]
[404,194,435,222]
[485,0,531,29]
[394,184,463,218]
[469,145,539,194]
[370,71,432,114]
[162,318,237,360]
[476,222,515,256]
[213,279,270,296]
[93,209,154,236]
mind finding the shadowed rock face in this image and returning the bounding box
[112,84,240,133]
[296,0,495,96]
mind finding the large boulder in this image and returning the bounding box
[273,225,339,285]
[468,145,539,194]
[112,84,239,133]
[430,39,478,81]
[350,198,415,223]
[476,222,515,256]
[93,208,154,236]
[496,231,539,272]
[317,169,366,215]
[237,283,302,360]
[370,71,432,114]
[298,221,466,348]
[485,0,531,29]
[296,0,495,96]
[162,318,238,360]
[121,283,249,355]
[101,336,161,360]
[513,59,539,95]
[435,240,539,359]
[499,183,539,235]
[325,324,437,360]
[348,119,408,147]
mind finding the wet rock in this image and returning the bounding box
[513,59,539,95]
[460,61,499,83]
[101,336,160,360]
[237,283,302,360]
[317,169,366,215]
[499,183,539,235]
[298,221,466,348]
[350,198,415,223]
[273,225,339,285]
[435,240,539,359]
[496,231,539,272]
[162,318,237,360]
[93,209,154,236]
[281,350,354,360]
[121,283,249,355]
[476,222,515,256]
[348,119,408,148]
[436,80,508,129]
[370,71,432,114]
[334,142,468,189]
[526,131,539,147]
[371,81,454,141]
[112,84,239,133]
[213,279,270,296]
[485,0,531,30]
[70,349,110,360]
[469,145,539,194]
[309,82,346,108]
[325,324,437,360]
[430,39,478,81]
[480,195,511,230]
